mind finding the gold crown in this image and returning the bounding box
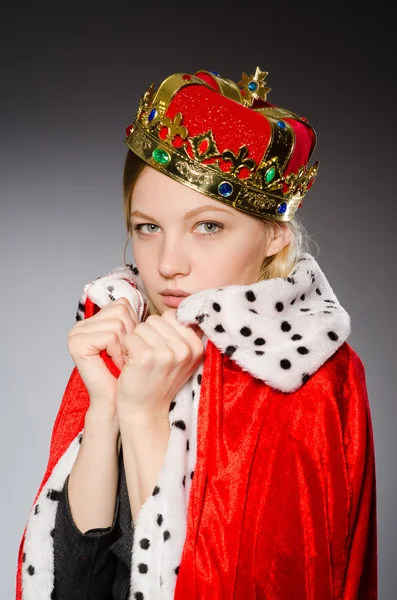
[124,69,319,222]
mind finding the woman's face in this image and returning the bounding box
[130,166,286,313]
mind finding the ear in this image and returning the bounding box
[266,223,292,257]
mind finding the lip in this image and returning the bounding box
[159,289,191,297]
[162,295,189,308]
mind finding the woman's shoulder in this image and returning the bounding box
[305,340,367,397]
[282,340,371,436]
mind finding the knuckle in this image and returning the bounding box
[114,296,129,305]
[175,341,192,362]
[160,309,175,322]
[112,319,126,334]
[108,331,120,344]
[146,314,161,325]
[158,346,174,366]
[114,302,130,316]
[138,348,155,366]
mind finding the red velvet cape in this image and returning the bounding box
[16,298,377,599]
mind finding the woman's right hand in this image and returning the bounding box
[67,297,138,411]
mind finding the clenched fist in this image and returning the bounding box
[115,309,205,423]
[67,297,138,412]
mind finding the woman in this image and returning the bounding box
[17,67,377,599]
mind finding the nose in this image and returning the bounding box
[158,235,191,278]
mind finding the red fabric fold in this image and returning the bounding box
[175,340,377,599]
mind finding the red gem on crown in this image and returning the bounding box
[125,124,134,136]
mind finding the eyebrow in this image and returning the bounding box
[131,204,234,221]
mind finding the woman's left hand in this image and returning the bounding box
[115,309,205,424]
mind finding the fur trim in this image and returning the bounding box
[80,253,351,393]
[177,253,351,391]
[21,433,82,598]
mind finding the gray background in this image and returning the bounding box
[1,3,395,598]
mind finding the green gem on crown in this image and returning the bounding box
[152,148,171,165]
[265,166,276,183]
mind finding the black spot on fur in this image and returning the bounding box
[255,351,265,355]
[27,565,35,576]
[169,401,176,412]
[46,489,62,502]
[186,439,190,451]
[157,514,163,526]
[138,563,148,574]
[245,290,256,302]
[275,302,284,312]
[225,345,237,357]
[328,331,339,341]
[297,346,309,355]
[175,566,180,576]
[280,359,292,369]
[163,530,171,541]
[281,321,291,332]
[302,373,311,384]
[34,504,40,515]
[140,538,150,550]
[254,338,266,346]
[249,308,258,314]
[316,288,322,295]
[291,334,302,341]
[240,326,252,337]
[215,324,225,333]
[173,420,186,431]
[212,302,221,312]
[152,486,160,496]
[197,374,202,385]
[300,294,306,301]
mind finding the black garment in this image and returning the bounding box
[52,447,134,600]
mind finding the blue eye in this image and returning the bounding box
[133,223,159,235]
[195,222,223,235]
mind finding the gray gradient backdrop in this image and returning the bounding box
[1,4,395,598]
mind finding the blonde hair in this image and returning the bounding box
[122,150,317,319]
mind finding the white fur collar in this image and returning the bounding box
[78,253,351,393]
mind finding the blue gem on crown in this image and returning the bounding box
[277,202,288,214]
[277,120,287,130]
[248,81,258,92]
[148,108,157,122]
[218,182,234,197]
[211,71,220,76]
